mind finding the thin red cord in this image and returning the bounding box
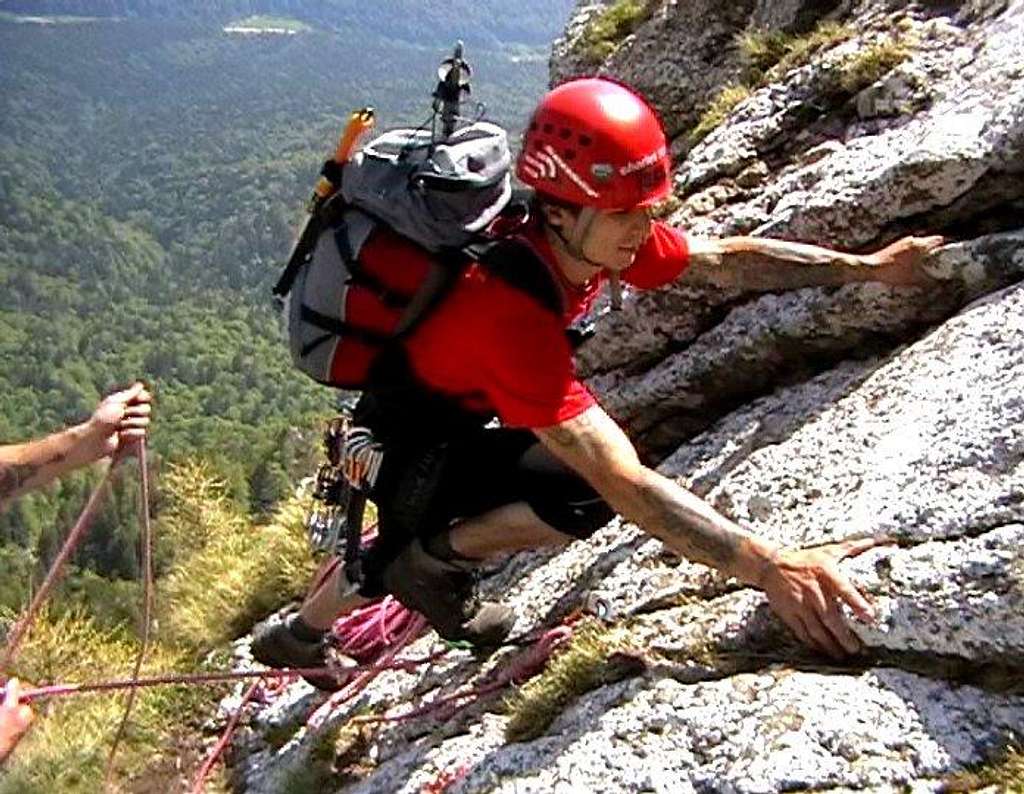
[104,441,154,789]
[190,679,261,793]
[0,459,115,670]
[0,446,580,786]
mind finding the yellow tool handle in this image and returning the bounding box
[314,107,376,201]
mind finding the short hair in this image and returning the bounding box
[529,191,582,225]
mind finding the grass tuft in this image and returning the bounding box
[689,84,752,144]
[770,22,853,80]
[577,0,656,65]
[736,28,793,80]
[945,738,1024,793]
[737,22,854,85]
[503,619,644,743]
[836,38,911,94]
[689,21,909,144]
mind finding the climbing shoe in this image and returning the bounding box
[381,538,515,649]
[250,615,355,692]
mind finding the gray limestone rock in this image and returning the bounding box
[699,281,1024,548]
[581,231,1024,457]
[410,670,1022,794]
[549,0,616,84]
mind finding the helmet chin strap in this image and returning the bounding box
[551,205,598,265]
[550,206,624,310]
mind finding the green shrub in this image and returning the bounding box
[1,461,319,791]
[945,739,1024,793]
[578,0,655,65]
[158,461,316,650]
[1,609,202,794]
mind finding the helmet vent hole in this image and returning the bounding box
[578,135,593,147]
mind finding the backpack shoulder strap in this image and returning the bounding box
[393,248,467,337]
[470,238,563,316]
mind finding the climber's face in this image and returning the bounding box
[544,203,653,280]
[580,207,653,272]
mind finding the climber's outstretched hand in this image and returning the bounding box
[759,536,884,658]
[866,235,946,286]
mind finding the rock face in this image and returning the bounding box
[224,1,1024,791]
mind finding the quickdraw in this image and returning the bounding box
[306,413,385,586]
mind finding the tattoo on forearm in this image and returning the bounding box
[690,237,864,291]
[633,474,741,569]
[0,448,69,504]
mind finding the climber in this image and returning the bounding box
[252,78,944,685]
[0,382,152,759]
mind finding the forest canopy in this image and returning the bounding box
[0,8,562,603]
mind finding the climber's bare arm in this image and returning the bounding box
[0,429,90,510]
[0,383,152,511]
[535,405,880,657]
[535,406,761,576]
[683,234,945,290]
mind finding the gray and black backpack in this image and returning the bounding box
[274,118,520,389]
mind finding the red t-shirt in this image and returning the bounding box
[359,221,690,428]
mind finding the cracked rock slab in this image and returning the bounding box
[700,281,1024,549]
[439,669,1024,794]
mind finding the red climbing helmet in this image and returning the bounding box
[516,77,672,211]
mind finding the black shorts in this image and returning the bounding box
[358,426,614,597]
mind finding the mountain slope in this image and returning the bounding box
[0,13,555,584]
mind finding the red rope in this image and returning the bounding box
[3,652,445,704]
[2,625,571,750]
[190,678,262,794]
[104,442,154,789]
[3,611,577,790]
[421,763,470,794]
[308,611,428,729]
[0,459,115,670]
[354,624,574,726]
[0,442,583,785]
[333,596,424,663]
